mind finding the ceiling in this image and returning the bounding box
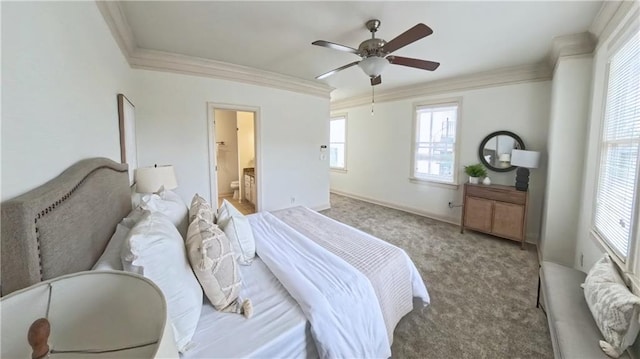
[120,1,603,101]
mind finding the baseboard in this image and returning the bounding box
[330,189,540,246]
[312,202,331,211]
[330,189,460,226]
[218,192,233,197]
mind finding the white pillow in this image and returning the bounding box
[185,215,252,317]
[222,215,256,266]
[122,211,203,353]
[92,223,130,271]
[141,189,189,238]
[217,199,255,265]
[217,199,243,227]
[93,207,148,271]
[120,206,147,229]
[583,255,640,357]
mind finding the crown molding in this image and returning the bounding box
[590,1,639,50]
[590,1,624,45]
[129,48,333,98]
[330,63,551,111]
[95,1,332,98]
[589,1,622,39]
[95,1,136,60]
[548,32,595,70]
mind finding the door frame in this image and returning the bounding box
[206,102,261,211]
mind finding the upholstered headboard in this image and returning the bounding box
[1,158,131,296]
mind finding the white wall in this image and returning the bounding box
[539,56,593,266]
[330,81,551,241]
[2,2,132,200]
[237,111,255,199]
[132,70,330,211]
[214,109,239,196]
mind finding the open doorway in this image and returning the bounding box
[208,105,258,214]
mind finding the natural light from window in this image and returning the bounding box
[330,116,346,170]
[412,103,459,184]
[593,29,640,261]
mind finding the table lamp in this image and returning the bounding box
[498,153,511,168]
[1,271,178,358]
[511,149,540,191]
[135,165,178,193]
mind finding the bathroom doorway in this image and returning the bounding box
[208,104,259,214]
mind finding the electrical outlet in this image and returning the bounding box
[290,197,295,204]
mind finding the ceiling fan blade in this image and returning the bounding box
[381,23,433,54]
[312,40,359,55]
[370,75,382,86]
[387,56,440,71]
[315,61,360,80]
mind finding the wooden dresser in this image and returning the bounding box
[461,183,528,248]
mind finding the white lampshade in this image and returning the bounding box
[135,165,178,193]
[511,150,540,169]
[358,56,389,77]
[0,271,178,358]
[499,153,511,162]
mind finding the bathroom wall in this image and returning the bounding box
[237,111,255,198]
[214,109,239,196]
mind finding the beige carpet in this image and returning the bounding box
[320,193,553,359]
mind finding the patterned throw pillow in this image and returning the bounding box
[189,194,215,224]
[583,255,640,358]
[185,213,252,318]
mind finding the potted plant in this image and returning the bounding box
[464,164,487,184]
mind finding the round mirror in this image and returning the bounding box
[478,131,525,172]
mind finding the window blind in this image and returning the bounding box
[594,30,640,260]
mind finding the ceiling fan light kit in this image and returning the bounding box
[358,56,389,77]
[313,19,440,86]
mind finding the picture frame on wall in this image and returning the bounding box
[117,94,137,185]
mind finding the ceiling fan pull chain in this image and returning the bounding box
[371,85,375,116]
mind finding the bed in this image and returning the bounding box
[1,157,429,358]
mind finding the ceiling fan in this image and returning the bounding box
[313,19,440,86]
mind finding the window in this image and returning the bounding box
[411,101,460,184]
[330,115,347,170]
[593,29,640,261]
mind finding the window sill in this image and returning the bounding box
[589,229,640,295]
[589,229,626,264]
[409,177,459,190]
[330,168,348,173]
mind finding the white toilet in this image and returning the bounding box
[230,180,240,200]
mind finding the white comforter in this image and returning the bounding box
[249,212,391,359]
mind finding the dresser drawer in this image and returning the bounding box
[465,184,525,205]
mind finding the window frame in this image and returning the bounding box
[590,22,640,290]
[410,98,463,186]
[329,114,348,172]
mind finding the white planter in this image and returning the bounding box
[469,176,480,184]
